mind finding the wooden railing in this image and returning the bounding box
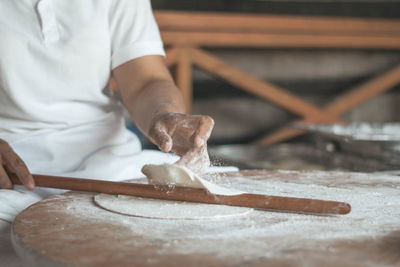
[122,11,400,145]
[156,11,400,145]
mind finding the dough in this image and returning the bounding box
[94,194,253,220]
[141,163,243,196]
[93,164,248,220]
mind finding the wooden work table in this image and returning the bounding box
[12,170,400,266]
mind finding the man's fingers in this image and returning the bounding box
[151,129,173,152]
[194,116,214,147]
[148,113,215,154]
[0,166,12,189]
[3,154,35,190]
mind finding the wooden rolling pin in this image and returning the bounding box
[10,174,351,215]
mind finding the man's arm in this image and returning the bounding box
[112,55,214,155]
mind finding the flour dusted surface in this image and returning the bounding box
[67,170,400,244]
[14,170,400,266]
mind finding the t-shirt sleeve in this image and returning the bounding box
[109,0,165,70]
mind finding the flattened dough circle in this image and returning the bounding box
[94,194,253,220]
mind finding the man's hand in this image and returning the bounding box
[112,55,215,169]
[0,139,35,190]
[148,112,214,156]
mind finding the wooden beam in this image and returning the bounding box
[175,48,193,113]
[258,64,400,145]
[191,48,339,121]
[257,127,306,146]
[325,64,400,115]
[155,11,400,36]
[161,31,400,49]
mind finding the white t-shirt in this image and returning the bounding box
[0,0,169,176]
[0,0,164,138]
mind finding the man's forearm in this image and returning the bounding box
[113,56,213,155]
[112,56,213,154]
[122,79,186,136]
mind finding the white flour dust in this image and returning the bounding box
[60,170,400,258]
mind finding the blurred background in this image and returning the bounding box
[125,0,400,172]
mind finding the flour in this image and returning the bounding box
[60,170,400,259]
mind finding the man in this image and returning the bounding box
[0,0,214,264]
